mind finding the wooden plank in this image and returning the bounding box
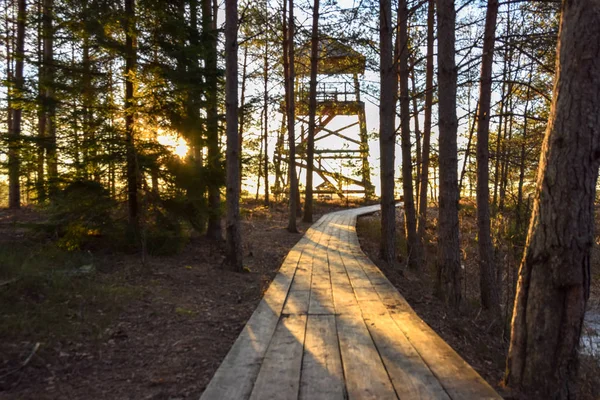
[299,315,345,400]
[308,217,336,315]
[201,216,322,399]
[283,215,330,314]
[282,290,311,315]
[249,314,308,400]
[390,312,501,399]
[364,313,450,400]
[336,312,397,399]
[200,297,289,399]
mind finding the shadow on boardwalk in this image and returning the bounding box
[200,205,501,400]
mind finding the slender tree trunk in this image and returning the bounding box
[475,0,500,315]
[417,0,434,242]
[379,0,396,265]
[397,0,422,269]
[506,1,600,396]
[224,0,242,271]
[124,0,138,230]
[37,0,46,202]
[459,100,478,194]
[284,0,298,232]
[204,0,222,240]
[8,0,25,209]
[516,65,534,231]
[411,68,421,208]
[303,0,319,223]
[239,45,248,189]
[263,40,270,207]
[43,0,57,196]
[435,0,461,309]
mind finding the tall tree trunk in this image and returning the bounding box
[459,100,478,194]
[262,40,270,207]
[435,0,461,308]
[417,0,434,242]
[8,0,25,209]
[303,0,318,223]
[204,0,222,240]
[379,0,396,265]
[475,0,500,315]
[284,0,298,233]
[224,0,242,271]
[124,0,138,230]
[493,2,511,209]
[505,0,599,396]
[37,0,46,202]
[516,66,534,231]
[239,45,248,189]
[397,0,422,269]
[411,68,421,208]
[44,0,57,197]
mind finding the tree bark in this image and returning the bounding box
[475,0,500,315]
[8,0,25,209]
[397,0,422,269]
[224,0,243,272]
[124,0,138,230]
[417,0,434,242]
[435,0,461,309]
[302,0,319,223]
[505,0,599,396]
[379,0,397,265]
[263,39,270,207]
[239,45,248,189]
[284,0,298,233]
[204,0,223,240]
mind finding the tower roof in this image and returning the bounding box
[296,37,366,76]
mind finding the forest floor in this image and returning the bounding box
[1,199,598,399]
[0,199,360,400]
[356,202,600,400]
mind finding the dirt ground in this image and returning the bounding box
[0,200,354,400]
[2,200,597,400]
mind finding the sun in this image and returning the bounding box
[156,132,189,158]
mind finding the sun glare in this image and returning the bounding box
[157,132,189,158]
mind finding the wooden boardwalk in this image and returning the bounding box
[201,206,501,400]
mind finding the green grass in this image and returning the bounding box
[0,242,141,342]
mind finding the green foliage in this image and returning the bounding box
[48,180,116,251]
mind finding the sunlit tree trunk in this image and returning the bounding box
[224,0,242,271]
[379,0,396,265]
[397,0,422,269]
[506,0,600,396]
[303,0,319,223]
[475,0,500,315]
[435,0,461,309]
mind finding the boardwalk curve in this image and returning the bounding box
[201,205,501,400]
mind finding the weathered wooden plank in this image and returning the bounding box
[200,295,290,399]
[390,311,501,399]
[200,216,322,399]
[249,314,308,400]
[282,290,311,315]
[364,312,451,400]
[336,312,397,399]
[299,315,345,400]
